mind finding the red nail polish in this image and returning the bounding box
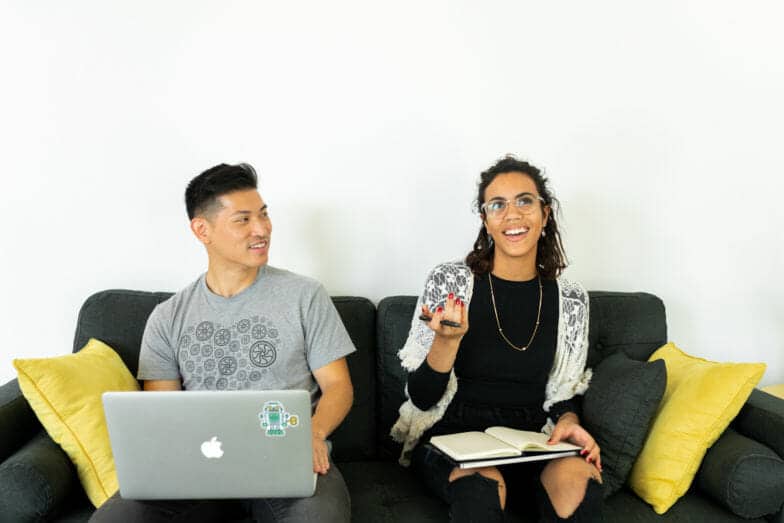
[448,293,454,300]
[455,298,462,306]
[436,306,444,313]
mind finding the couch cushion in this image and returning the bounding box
[733,388,784,458]
[340,461,532,523]
[73,290,172,375]
[697,427,784,519]
[0,431,80,522]
[629,343,766,514]
[0,379,41,462]
[340,461,755,523]
[583,351,666,497]
[376,297,417,461]
[340,461,446,522]
[604,487,767,522]
[586,292,667,367]
[329,297,377,461]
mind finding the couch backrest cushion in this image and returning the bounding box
[587,291,667,366]
[375,291,667,461]
[375,296,417,461]
[73,290,172,374]
[328,297,377,461]
[72,290,377,462]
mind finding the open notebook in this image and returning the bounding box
[430,427,580,469]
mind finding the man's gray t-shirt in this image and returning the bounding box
[138,265,355,405]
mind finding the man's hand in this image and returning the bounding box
[312,431,330,475]
[548,412,602,471]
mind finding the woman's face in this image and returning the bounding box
[483,171,549,273]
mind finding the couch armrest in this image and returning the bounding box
[733,389,784,458]
[697,427,784,519]
[0,431,79,522]
[0,379,41,462]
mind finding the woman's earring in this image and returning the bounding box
[541,229,546,238]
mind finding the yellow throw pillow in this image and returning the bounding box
[13,338,140,507]
[629,342,765,514]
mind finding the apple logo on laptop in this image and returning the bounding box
[200,436,224,459]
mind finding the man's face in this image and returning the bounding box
[195,189,271,270]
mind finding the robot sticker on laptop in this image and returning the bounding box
[259,400,299,437]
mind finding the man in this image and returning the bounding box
[91,163,355,522]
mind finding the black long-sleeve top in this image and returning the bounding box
[407,273,579,425]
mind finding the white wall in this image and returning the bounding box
[1,1,782,386]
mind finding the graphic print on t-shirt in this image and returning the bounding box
[177,315,280,390]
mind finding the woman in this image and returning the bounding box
[391,156,603,522]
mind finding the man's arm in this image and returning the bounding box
[143,380,182,391]
[311,357,353,475]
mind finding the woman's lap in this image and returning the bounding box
[410,443,546,515]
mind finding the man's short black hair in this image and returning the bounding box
[185,163,258,219]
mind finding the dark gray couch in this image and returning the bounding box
[1,290,782,522]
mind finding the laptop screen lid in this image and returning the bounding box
[103,390,315,499]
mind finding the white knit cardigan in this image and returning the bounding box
[389,262,592,466]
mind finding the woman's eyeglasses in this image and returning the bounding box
[480,194,544,218]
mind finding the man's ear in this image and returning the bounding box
[190,217,211,245]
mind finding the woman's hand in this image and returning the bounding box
[422,293,468,373]
[548,413,602,472]
[421,293,469,341]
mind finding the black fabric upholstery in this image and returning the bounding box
[733,388,784,458]
[328,297,377,462]
[586,292,667,367]
[72,289,173,375]
[0,431,80,522]
[50,499,95,523]
[2,288,782,523]
[0,379,40,462]
[697,427,784,518]
[583,352,666,498]
[339,461,446,522]
[603,487,767,522]
[376,296,417,461]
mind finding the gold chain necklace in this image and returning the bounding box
[488,272,542,351]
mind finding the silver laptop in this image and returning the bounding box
[103,390,316,499]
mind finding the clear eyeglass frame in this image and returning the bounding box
[480,195,545,218]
